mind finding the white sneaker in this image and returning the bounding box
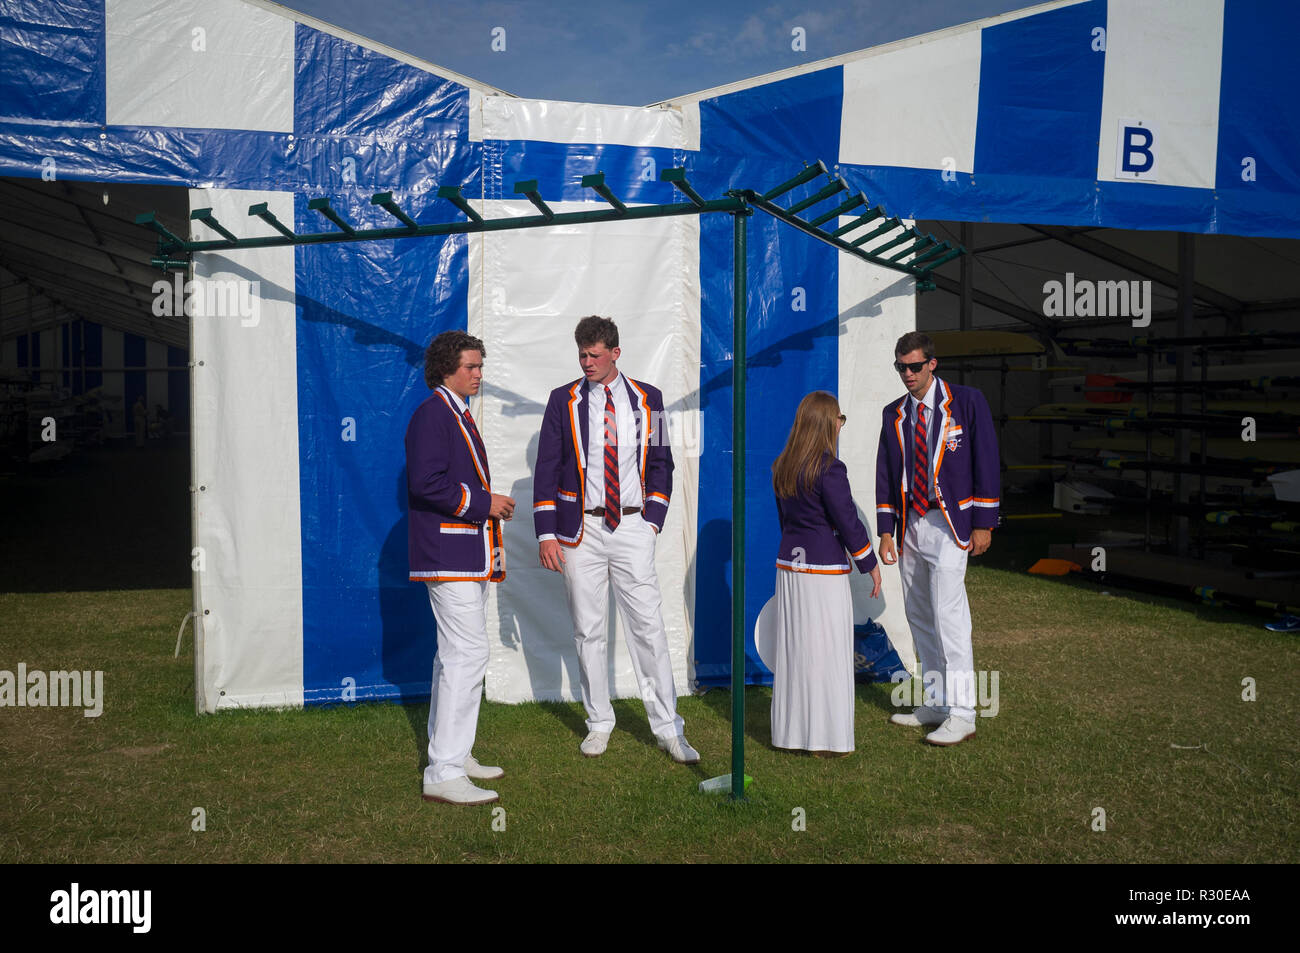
[888,705,947,728]
[580,730,611,757]
[422,775,499,805]
[465,755,504,781]
[924,715,977,747]
[658,735,701,764]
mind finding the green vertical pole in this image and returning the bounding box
[731,201,749,801]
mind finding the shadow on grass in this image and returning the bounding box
[400,701,430,777]
[399,694,710,776]
[535,698,588,741]
[539,695,711,780]
[856,679,902,715]
[697,680,905,756]
[697,685,776,753]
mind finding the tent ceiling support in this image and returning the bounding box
[1028,224,1243,315]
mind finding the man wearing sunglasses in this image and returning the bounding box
[875,331,999,746]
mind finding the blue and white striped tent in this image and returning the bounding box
[4,0,1296,711]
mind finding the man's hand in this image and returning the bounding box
[539,538,566,572]
[868,565,882,599]
[970,528,992,556]
[489,493,515,520]
[879,534,897,565]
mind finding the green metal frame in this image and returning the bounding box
[137,162,964,802]
[136,160,961,288]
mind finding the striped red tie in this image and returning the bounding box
[911,404,929,519]
[603,385,620,532]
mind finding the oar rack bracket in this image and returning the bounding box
[136,161,962,291]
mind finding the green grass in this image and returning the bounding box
[1,570,1296,863]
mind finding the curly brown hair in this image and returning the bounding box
[574,315,619,350]
[424,330,485,389]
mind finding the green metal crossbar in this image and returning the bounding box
[137,161,964,803]
[135,160,962,290]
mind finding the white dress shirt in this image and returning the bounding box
[442,387,468,416]
[909,382,939,504]
[585,372,643,509]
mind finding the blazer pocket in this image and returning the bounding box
[556,495,582,537]
[439,522,480,535]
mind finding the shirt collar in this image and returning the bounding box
[587,371,624,397]
[440,386,469,415]
[910,379,938,418]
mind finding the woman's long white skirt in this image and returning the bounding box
[770,569,855,753]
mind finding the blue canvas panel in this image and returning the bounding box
[692,68,844,686]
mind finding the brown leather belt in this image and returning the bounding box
[585,506,641,516]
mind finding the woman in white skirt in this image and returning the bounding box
[770,391,882,755]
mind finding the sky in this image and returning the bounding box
[274,0,1041,105]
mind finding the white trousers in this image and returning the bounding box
[900,507,976,721]
[562,513,684,740]
[424,580,489,784]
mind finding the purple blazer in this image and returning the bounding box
[875,376,1000,550]
[533,375,674,546]
[406,386,505,582]
[775,453,878,575]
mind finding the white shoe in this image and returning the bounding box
[465,755,504,781]
[658,735,701,764]
[580,730,611,757]
[924,715,977,747]
[888,705,947,728]
[422,775,499,805]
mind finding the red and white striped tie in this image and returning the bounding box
[603,385,620,532]
[911,404,929,519]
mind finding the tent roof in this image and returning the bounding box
[652,0,1082,106]
[245,0,518,98]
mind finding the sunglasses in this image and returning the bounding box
[893,360,931,374]
[838,414,847,424]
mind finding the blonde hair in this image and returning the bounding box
[772,391,841,498]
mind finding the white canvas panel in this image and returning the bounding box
[840,31,982,173]
[481,97,687,149]
[468,89,485,143]
[838,232,917,674]
[678,102,700,153]
[189,188,302,712]
[106,0,294,132]
[471,200,699,705]
[1097,0,1224,187]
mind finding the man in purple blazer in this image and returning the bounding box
[876,331,1000,746]
[534,316,698,764]
[407,330,516,804]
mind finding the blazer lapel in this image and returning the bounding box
[894,400,907,458]
[932,377,951,480]
[622,375,647,479]
[577,381,590,470]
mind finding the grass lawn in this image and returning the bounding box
[1,566,1295,864]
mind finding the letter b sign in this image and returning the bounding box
[1116,119,1158,181]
